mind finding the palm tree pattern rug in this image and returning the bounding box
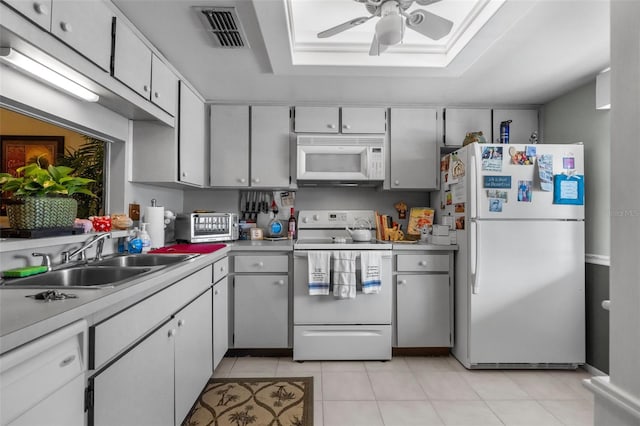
[182,376,313,426]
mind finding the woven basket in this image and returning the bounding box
[6,197,78,230]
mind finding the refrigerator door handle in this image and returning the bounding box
[470,220,479,294]
[470,150,478,219]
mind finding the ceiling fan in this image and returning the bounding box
[317,0,454,56]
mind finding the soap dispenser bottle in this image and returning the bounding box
[139,223,151,253]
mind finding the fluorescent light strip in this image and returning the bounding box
[0,47,99,102]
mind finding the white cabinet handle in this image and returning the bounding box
[239,178,246,183]
[143,85,149,92]
[177,319,186,327]
[59,21,72,32]
[154,91,160,98]
[276,279,285,285]
[257,261,264,268]
[253,177,260,183]
[220,266,225,272]
[168,328,177,337]
[59,355,76,367]
[394,180,400,186]
[182,172,187,177]
[343,124,352,130]
[327,124,336,129]
[602,300,610,311]
[419,260,427,266]
[214,290,219,295]
[33,2,49,15]
[398,279,407,285]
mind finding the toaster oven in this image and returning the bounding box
[175,212,239,243]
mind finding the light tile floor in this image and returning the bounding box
[212,355,595,426]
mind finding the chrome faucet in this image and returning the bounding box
[32,252,52,271]
[62,233,112,263]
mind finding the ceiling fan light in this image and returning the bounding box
[375,13,403,45]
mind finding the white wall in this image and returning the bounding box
[541,79,611,257]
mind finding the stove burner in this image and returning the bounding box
[332,236,347,244]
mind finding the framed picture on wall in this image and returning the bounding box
[0,135,65,176]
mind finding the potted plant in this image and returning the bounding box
[0,156,95,230]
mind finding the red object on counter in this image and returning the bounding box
[149,243,226,254]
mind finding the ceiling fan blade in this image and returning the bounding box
[317,15,373,38]
[415,0,442,6]
[405,9,453,40]
[368,34,389,56]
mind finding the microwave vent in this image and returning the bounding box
[196,7,248,48]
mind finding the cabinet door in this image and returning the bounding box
[234,275,288,348]
[390,108,438,189]
[179,82,206,186]
[492,109,539,144]
[213,277,229,370]
[175,289,213,426]
[112,18,152,99]
[210,105,249,187]
[396,274,450,347]
[4,0,52,30]
[294,106,339,133]
[50,0,113,71]
[151,55,178,116]
[250,105,290,187]
[341,107,386,134]
[92,321,174,426]
[444,108,492,147]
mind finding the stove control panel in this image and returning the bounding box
[297,210,376,229]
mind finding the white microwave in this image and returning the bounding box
[296,135,385,183]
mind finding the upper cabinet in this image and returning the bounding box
[113,19,178,116]
[443,108,492,147]
[210,105,250,187]
[210,105,290,188]
[492,109,539,144]
[4,0,113,71]
[178,82,207,186]
[250,106,291,188]
[294,106,386,134]
[390,108,438,190]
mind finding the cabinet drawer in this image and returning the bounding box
[234,255,288,273]
[396,254,449,272]
[93,266,211,369]
[213,257,228,283]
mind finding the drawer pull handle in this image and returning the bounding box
[60,355,76,367]
[394,180,400,186]
[168,328,177,337]
[178,319,186,327]
[398,279,407,285]
[239,178,246,183]
[214,290,219,295]
[276,279,285,285]
[59,21,72,32]
[33,2,49,15]
[419,261,427,266]
[257,261,264,268]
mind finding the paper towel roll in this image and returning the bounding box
[145,206,165,249]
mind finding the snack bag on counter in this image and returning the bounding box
[89,216,112,232]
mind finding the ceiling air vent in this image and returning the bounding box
[196,7,249,49]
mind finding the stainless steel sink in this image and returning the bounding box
[0,266,152,289]
[92,253,198,267]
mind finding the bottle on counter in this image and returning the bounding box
[139,222,151,253]
[288,207,297,240]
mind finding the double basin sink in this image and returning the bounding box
[0,253,199,289]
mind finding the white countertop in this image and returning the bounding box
[0,246,230,355]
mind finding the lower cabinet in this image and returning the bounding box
[234,275,288,348]
[395,250,453,348]
[90,266,214,426]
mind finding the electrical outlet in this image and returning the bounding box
[128,203,140,221]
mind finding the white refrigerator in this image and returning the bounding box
[436,143,585,369]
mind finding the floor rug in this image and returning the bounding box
[182,376,313,426]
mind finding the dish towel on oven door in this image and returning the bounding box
[361,251,382,294]
[308,251,330,295]
[332,251,357,299]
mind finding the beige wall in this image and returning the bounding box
[0,107,87,154]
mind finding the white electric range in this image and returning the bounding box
[292,210,393,361]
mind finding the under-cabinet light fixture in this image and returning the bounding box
[0,47,99,102]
